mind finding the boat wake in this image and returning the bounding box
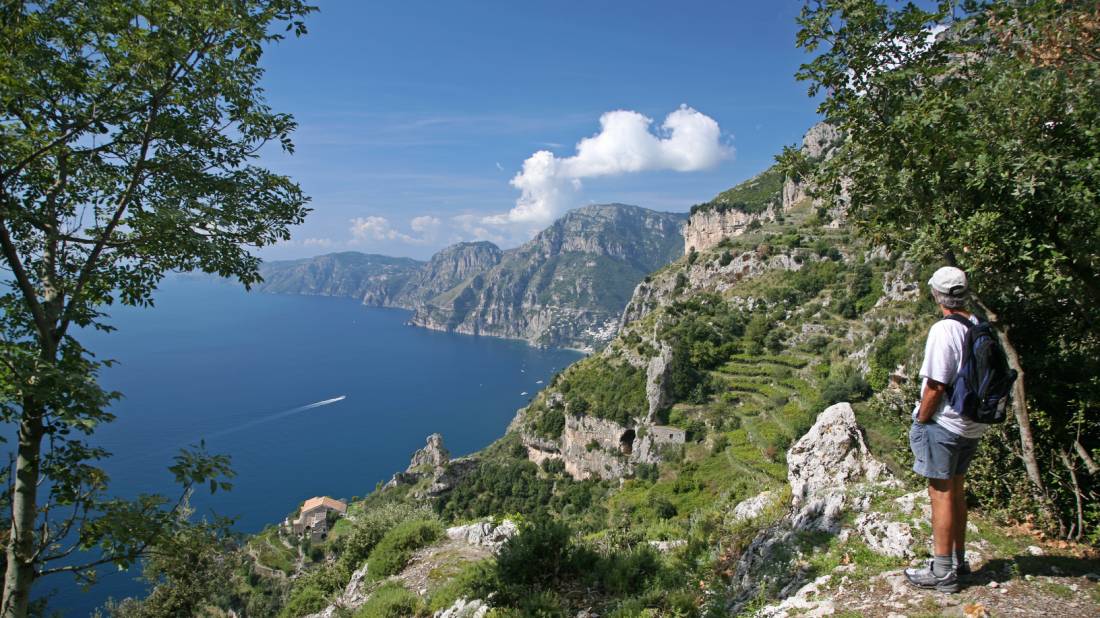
[205,395,347,441]
[112,396,349,464]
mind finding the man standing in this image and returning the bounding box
[904,266,987,593]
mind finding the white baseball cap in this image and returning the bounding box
[928,266,968,296]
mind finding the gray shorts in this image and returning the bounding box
[909,421,980,480]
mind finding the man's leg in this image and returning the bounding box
[952,474,967,569]
[928,477,955,557]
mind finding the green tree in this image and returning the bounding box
[795,0,1100,534]
[97,516,242,617]
[0,1,314,614]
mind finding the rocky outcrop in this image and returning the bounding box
[786,402,891,531]
[410,204,686,350]
[525,413,685,481]
[385,434,477,498]
[408,433,450,472]
[444,519,518,550]
[364,242,502,307]
[781,122,842,210]
[729,403,911,613]
[644,343,673,421]
[682,205,776,254]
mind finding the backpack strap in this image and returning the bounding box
[940,313,975,398]
[942,313,974,330]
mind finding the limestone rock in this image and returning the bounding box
[408,433,450,472]
[303,563,371,618]
[683,205,775,254]
[445,520,518,551]
[434,598,489,618]
[787,402,892,531]
[647,539,687,552]
[645,343,673,421]
[854,512,915,559]
[731,491,778,523]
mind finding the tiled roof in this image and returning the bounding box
[301,496,347,514]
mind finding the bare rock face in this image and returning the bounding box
[528,414,685,481]
[682,206,776,254]
[408,433,450,473]
[729,402,905,613]
[781,122,844,213]
[445,519,518,550]
[787,402,891,531]
[645,343,674,422]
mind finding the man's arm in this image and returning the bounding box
[916,380,946,423]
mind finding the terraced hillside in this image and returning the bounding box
[219,141,1100,618]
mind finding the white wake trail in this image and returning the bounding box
[205,395,347,441]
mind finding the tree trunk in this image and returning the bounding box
[2,400,44,618]
[971,296,1062,530]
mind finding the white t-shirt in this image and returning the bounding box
[911,314,989,439]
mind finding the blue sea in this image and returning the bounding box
[45,275,581,616]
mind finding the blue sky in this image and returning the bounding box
[256,1,823,260]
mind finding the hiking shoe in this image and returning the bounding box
[905,560,960,593]
[955,560,971,577]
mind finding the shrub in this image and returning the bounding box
[278,585,327,618]
[354,582,423,618]
[541,458,566,475]
[598,545,661,596]
[560,357,647,426]
[428,560,498,612]
[438,460,554,520]
[533,406,566,439]
[339,502,433,575]
[496,516,575,594]
[366,519,443,580]
[648,495,677,520]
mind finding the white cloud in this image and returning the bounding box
[410,215,441,234]
[451,214,507,244]
[302,237,334,248]
[484,105,729,226]
[349,215,440,245]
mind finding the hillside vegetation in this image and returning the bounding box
[203,167,1097,616]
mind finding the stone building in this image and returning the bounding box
[288,496,347,542]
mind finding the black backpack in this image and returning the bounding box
[943,314,1018,423]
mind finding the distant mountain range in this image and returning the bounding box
[256,204,687,349]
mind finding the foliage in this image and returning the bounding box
[353,582,424,618]
[97,519,241,617]
[818,363,871,409]
[0,0,315,611]
[365,519,443,580]
[796,0,1100,536]
[437,460,553,521]
[338,501,434,576]
[689,166,785,216]
[427,560,498,613]
[559,358,647,426]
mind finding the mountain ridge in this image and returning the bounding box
[257,203,687,349]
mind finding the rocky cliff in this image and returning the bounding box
[362,241,503,308]
[258,204,685,350]
[409,204,686,349]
